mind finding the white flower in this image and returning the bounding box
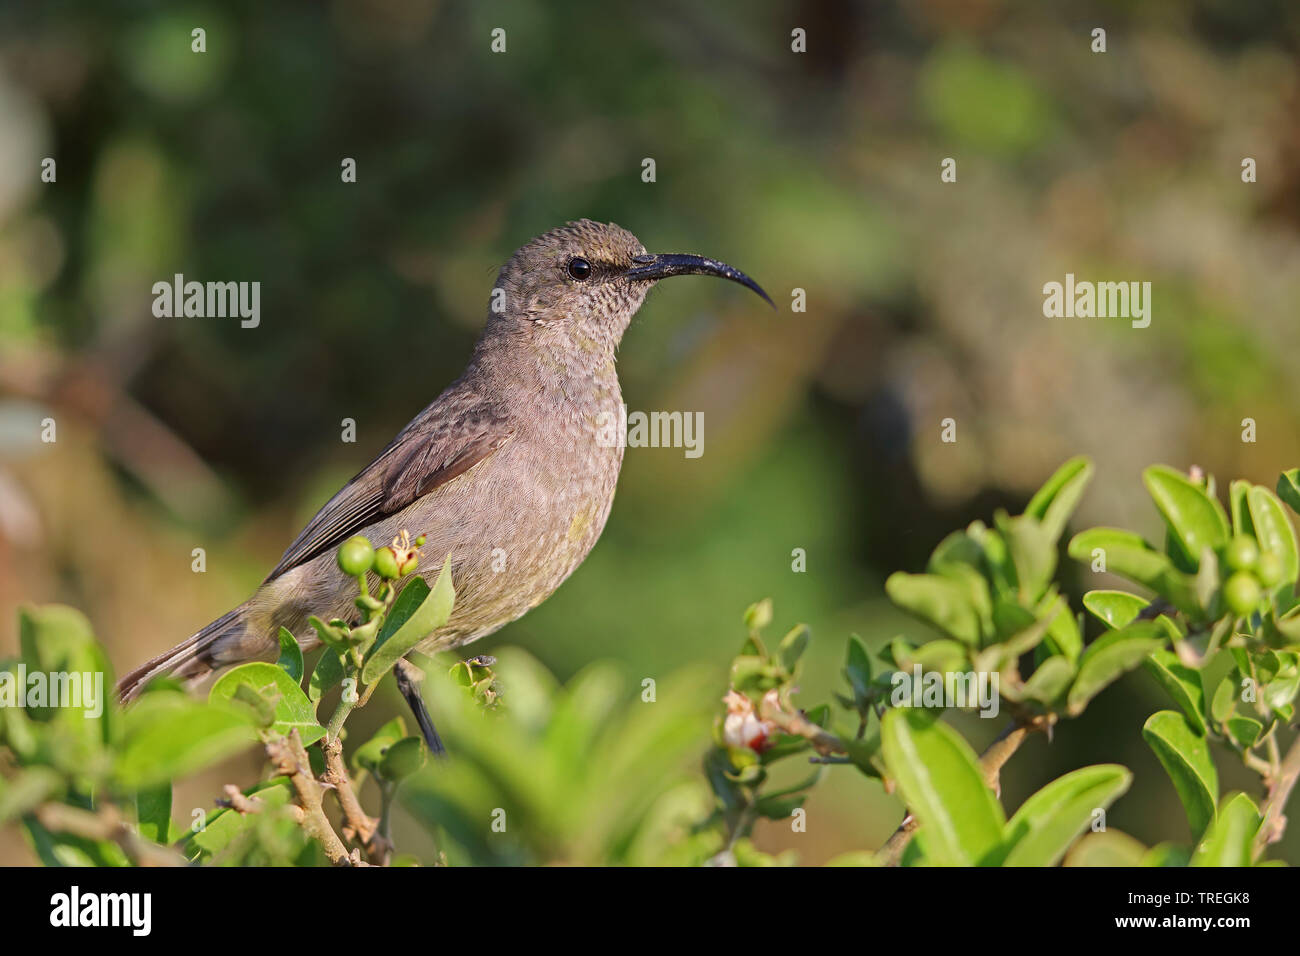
[722,690,776,752]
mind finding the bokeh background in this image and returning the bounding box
[3,0,1300,864]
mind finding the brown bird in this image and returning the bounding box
[119,220,770,703]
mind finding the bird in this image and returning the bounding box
[118,219,771,702]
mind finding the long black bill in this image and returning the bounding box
[625,253,774,308]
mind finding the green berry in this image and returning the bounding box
[337,536,374,576]
[1256,551,1285,589]
[1223,571,1262,617]
[1223,535,1260,573]
[373,546,401,579]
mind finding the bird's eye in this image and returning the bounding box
[566,257,592,281]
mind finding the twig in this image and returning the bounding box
[322,736,386,862]
[265,729,353,866]
[1256,734,1300,854]
[34,803,188,867]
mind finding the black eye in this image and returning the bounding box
[566,257,592,280]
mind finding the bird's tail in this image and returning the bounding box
[117,604,249,703]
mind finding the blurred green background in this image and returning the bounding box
[2,0,1300,864]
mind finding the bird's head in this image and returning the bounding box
[486,219,771,354]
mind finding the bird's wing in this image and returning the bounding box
[263,402,512,583]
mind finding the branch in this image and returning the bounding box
[34,803,188,867]
[322,736,391,863]
[1256,733,1300,854]
[265,729,355,866]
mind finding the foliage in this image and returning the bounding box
[3,460,1298,866]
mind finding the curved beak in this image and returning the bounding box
[625,253,774,308]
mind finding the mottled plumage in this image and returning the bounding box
[119,220,769,699]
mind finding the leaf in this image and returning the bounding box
[308,648,345,708]
[361,557,456,685]
[209,663,326,745]
[1247,485,1299,587]
[844,635,873,704]
[116,693,257,789]
[1142,710,1218,838]
[378,736,426,782]
[1230,480,1254,536]
[1143,465,1230,565]
[135,783,173,845]
[884,572,981,645]
[1224,716,1262,748]
[1019,656,1074,706]
[1190,793,1260,867]
[1037,591,1081,663]
[997,764,1132,866]
[1082,590,1148,629]
[1064,830,1149,867]
[1143,649,1207,733]
[187,778,294,859]
[998,513,1056,605]
[276,627,304,683]
[879,709,1005,865]
[777,624,811,672]
[353,716,409,773]
[1277,469,1300,517]
[1024,456,1094,544]
[1067,621,1166,715]
[1067,528,1197,612]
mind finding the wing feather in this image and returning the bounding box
[263,401,511,582]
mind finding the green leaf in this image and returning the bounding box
[998,513,1056,605]
[1143,649,1207,733]
[135,783,173,845]
[1224,716,1262,748]
[1064,829,1149,866]
[1068,528,1197,611]
[1277,470,1300,517]
[1019,656,1075,706]
[1067,621,1166,715]
[1036,591,1081,663]
[1230,480,1254,536]
[1142,710,1218,838]
[308,648,345,708]
[116,693,257,789]
[1082,590,1149,629]
[844,635,873,703]
[353,716,409,773]
[1190,793,1260,867]
[1143,465,1230,564]
[777,624,811,672]
[209,663,326,745]
[276,627,304,683]
[361,558,456,685]
[884,572,981,645]
[998,764,1132,866]
[1247,485,1299,587]
[879,709,1004,865]
[378,736,426,782]
[1024,456,1094,544]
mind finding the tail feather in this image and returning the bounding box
[117,605,247,702]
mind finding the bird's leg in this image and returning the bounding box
[394,657,447,758]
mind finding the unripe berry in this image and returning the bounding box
[373,546,401,579]
[1223,535,1259,573]
[1256,551,1285,589]
[337,536,374,576]
[1223,571,1262,617]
